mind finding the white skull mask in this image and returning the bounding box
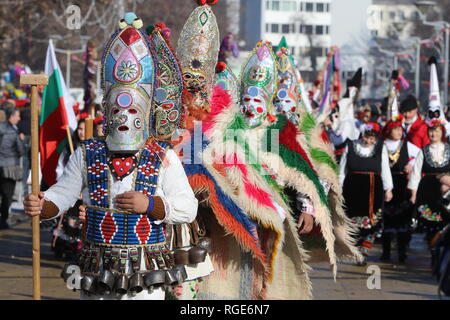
[240,86,267,128]
[274,89,298,125]
[105,88,148,153]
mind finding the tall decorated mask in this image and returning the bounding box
[240,41,277,128]
[176,0,220,112]
[274,47,300,125]
[214,61,239,104]
[101,13,183,152]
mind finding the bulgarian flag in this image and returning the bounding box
[40,40,77,187]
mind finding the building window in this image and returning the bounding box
[371,30,378,37]
[326,3,330,12]
[266,0,270,10]
[291,47,295,55]
[398,11,405,20]
[316,25,324,35]
[325,25,329,34]
[271,0,280,11]
[300,2,304,11]
[282,24,290,33]
[281,1,296,11]
[271,24,279,33]
[389,11,396,19]
[301,24,313,35]
[305,2,314,12]
[266,23,269,33]
[380,11,383,20]
[317,3,324,12]
[291,23,296,33]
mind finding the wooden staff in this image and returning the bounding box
[20,74,48,300]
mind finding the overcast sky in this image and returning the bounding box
[331,0,372,47]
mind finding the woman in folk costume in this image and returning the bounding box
[380,87,420,263]
[339,121,394,264]
[408,58,450,268]
[182,41,312,299]
[24,13,199,300]
[263,45,361,276]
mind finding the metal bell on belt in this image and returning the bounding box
[174,249,189,265]
[188,246,207,264]
[173,264,188,284]
[164,269,179,286]
[114,274,129,295]
[197,237,212,253]
[81,275,96,294]
[97,269,115,295]
[143,270,166,288]
[129,273,144,294]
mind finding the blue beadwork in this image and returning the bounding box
[83,139,168,246]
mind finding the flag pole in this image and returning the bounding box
[66,125,74,154]
[20,74,48,301]
[85,104,94,139]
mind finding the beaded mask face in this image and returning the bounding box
[239,41,277,128]
[105,87,147,151]
[101,13,183,151]
[176,2,220,112]
[274,48,300,125]
[101,13,154,152]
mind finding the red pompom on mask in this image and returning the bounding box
[196,0,218,6]
[155,22,166,29]
[267,114,277,123]
[215,62,227,73]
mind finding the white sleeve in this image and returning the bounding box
[381,145,393,191]
[407,141,421,165]
[407,150,424,191]
[55,149,67,182]
[154,149,198,225]
[339,145,349,186]
[44,146,85,218]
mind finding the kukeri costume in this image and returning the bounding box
[266,44,361,274]
[47,13,199,300]
[181,41,311,300]
[162,1,222,300]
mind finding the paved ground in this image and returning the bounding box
[0,211,447,300]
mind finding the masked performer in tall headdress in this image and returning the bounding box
[180,38,312,299]
[380,84,420,263]
[23,13,198,300]
[339,121,393,264]
[408,57,450,268]
[264,44,361,276]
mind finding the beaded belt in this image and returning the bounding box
[85,206,165,247]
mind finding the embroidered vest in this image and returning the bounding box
[422,143,450,175]
[347,140,383,173]
[83,139,168,246]
[389,140,409,174]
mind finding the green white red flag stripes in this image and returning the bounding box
[40,40,77,187]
